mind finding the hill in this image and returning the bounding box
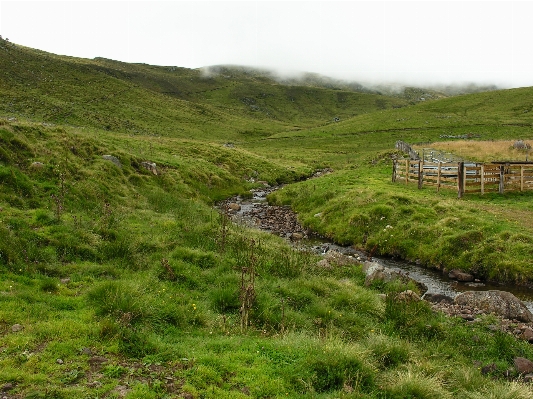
[0,42,411,137]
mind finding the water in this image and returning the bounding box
[223,187,533,311]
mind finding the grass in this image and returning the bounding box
[415,139,533,163]
[2,38,533,397]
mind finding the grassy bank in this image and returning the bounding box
[268,168,533,283]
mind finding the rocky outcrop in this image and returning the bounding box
[454,290,533,323]
[363,261,428,295]
[102,155,121,168]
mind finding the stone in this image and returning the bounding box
[396,290,421,302]
[522,328,533,343]
[11,324,23,333]
[514,357,533,374]
[456,272,474,282]
[141,161,158,175]
[290,232,304,241]
[30,161,44,169]
[1,383,14,391]
[80,347,92,355]
[363,261,428,295]
[362,261,382,275]
[56,359,64,365]
[102,155,121,168]
[321,251,359,268]
[481,363,497,375]
[60,278,71,284]
[454,290,533,323]
[227,203,241,212]
[448,269,474,282]
[423,293,454,304]
[88,356,108,366]
[316,259,331,269]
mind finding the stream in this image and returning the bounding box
[221,186,533,311]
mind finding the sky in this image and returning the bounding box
[1,1,532,89]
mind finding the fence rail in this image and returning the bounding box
[392,159,533,197]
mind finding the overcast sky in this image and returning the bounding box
[1,1,532,88]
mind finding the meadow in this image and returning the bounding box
[2,39,533,397]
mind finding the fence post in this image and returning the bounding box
[480,164,485,195]
[457,162,464,198]
[499,165,505,194]
[521,165,524,192]
[405,159,409,184]
[417,160,423,189]
[392,160,397,183]
[437,162,442,192]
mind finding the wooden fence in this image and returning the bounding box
[392,159,533,197]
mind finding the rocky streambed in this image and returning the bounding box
[218,184,533,345]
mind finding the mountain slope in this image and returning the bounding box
[1,40,412,136]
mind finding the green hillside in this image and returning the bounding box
[0,43,410,137]
[2,38,533,398]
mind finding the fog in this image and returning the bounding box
[1,1,532,89]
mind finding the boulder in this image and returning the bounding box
[448,269,474,282]
[521,328,533,343]
[456,272,474,282]
[454,290,533,323]
[363,261,428,295]
[141,161,158,175]
[396,290,421,302]
[321,251,359,268]
[514,357,533,374]
[423,293,454,304]
[102,155,121,168]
